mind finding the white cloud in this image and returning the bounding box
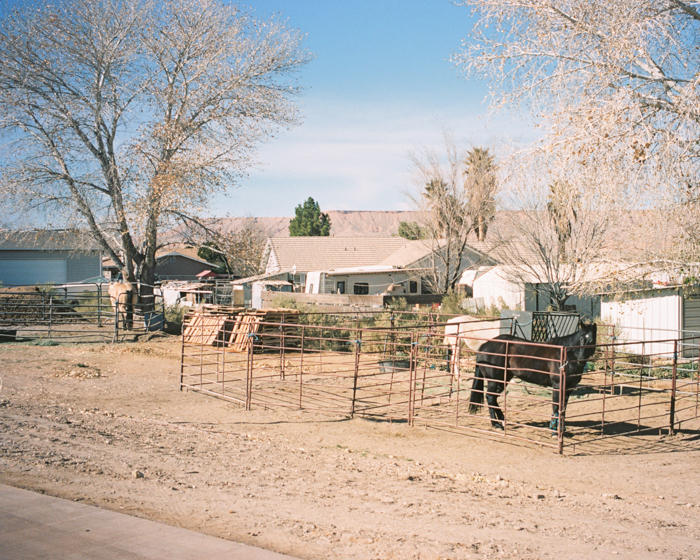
[213,96,539,216]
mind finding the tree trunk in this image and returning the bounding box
[139,261,156,314]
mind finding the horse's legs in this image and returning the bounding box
[485,380,505,429]
[550,387,573,434]
[125,292,134,330]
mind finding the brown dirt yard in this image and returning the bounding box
[1,336,700,560]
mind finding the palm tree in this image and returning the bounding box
[547,180,579,264]
[463,147,497,242]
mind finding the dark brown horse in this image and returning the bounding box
[468,323,597,432]
[108,281,138,330]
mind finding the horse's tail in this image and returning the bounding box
[468,365,485,415]
[124,290,134,330]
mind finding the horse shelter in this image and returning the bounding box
[180,309,700,455]
[0,283,165,343]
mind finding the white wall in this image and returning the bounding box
[472,268,525,310]
[307,271,414,296]
[602,294,682,356]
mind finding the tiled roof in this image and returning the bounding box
[265,237,415,273]
[377,240,435,267]
[0,229,100,251]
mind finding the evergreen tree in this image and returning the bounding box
[197,242,231,275]
[288,197,331,236]
[398,221,427,240]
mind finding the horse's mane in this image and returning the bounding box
[548,322,596,348]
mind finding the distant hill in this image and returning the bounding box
[218,210,420,238]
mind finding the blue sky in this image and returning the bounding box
[215,0,538,217]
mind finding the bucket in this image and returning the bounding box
[378,359,411,374]
[0,329,17,342]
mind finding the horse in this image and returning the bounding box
[444,315,511,376]
[468,322,597,433]
[108,281,138,330]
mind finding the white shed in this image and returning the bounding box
[460,265,600,317]
[601,285,700,356]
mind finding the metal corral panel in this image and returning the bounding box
[602,293,681,355]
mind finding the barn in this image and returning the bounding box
[0,230,101,286]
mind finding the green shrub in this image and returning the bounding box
[164,304,186,325]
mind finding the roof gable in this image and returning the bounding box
[264,237,412,273]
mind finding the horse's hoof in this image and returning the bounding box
[492,423,504,431]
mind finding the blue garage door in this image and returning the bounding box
[0,259,68,286]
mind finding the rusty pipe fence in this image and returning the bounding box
[180,312,700,454]
[0,283,165,343]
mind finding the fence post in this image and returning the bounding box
[670,340,677,435]
[97,283,102,327]
[179,313,187,392]
[246,321,254,411]
[350,328,362,418]
[280,314,286,381]
[408,332,416,426]
[557,345,566,455]
[454,333,461,426]
[502,340,509,435]
[299,325,305,409]
[48,294,53,339]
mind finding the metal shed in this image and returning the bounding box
[0,230,101,286]
[601,284,700,356]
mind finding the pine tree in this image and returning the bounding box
[288,198,331,236]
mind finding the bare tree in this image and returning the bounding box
[0,0,310,298]
[493,154,615,311]
[211,219,268,279]
[408,133,484,293]
[453,0,700,273]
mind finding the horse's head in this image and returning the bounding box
[574,322,597,361]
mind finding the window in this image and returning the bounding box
[336,281,345,294]
[353,282,369,295]
[409,281,418,294]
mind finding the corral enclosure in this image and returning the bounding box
[0,283,165,343]
[180,309,700,455]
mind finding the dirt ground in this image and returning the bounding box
[1,336,700,560]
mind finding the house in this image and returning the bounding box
[261,237,412,288]
[0,230,101,286]
[102,246,218,281]
[305,265,423,296]
[262,237,490,295]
